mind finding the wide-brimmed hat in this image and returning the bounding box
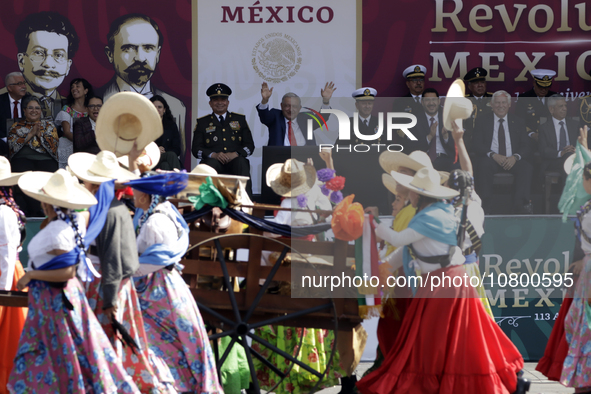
[95,92,163,157]
[390,167,459,199]
[68,151,139,185]
[266,159,316,197]
[117,142,161,170]
[564,153,575,175]
[382,173,398,195]
[0,156,25,186]
[18,169,98,209]
[379,150,450,184]
[443,79,473,131]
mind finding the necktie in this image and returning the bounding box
[39,96,53,119]
[415,97,420,103]
[13,101,19,119]
[558,121,567,151]
[288,120,296,146]
[428,117,436,160]
[363,119,368,127]
[498,118,506,156]
[219,115,224,124]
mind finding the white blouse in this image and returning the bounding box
[27,213,86,270]
[0,205,20,291]
[376,216,464,274]
[136,202,180,254]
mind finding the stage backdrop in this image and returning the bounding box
[194,0,359,193]
[0,1,192,163]
[363,0,591,99]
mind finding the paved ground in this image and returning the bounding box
[313,362,574,394]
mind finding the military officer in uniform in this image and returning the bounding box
[515,69,557,144]
[192,83,255,195]
[463,67,493,154]
[392,65,427,151]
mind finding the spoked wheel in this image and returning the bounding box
[189,233,339,394]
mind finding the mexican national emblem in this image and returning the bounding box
[252,32,302,83]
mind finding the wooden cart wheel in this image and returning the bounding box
[190,233,339,394]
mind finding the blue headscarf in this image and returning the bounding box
[124,172,188,197]
[402,201,459,293]
[34,180,115,282]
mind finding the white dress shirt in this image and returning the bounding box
[424,112,447,155]
[258,102,330,146]
[490,114,514,158]
[552,116,570,157]
[9,95,22,118]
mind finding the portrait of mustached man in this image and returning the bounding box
[97,13,187,156]
[15,11,78,120]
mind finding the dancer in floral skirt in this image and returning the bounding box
[69,150,172,393]
[126,151,223,394]
[8,169,139,394]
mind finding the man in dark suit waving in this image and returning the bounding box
[473,90,533,214]
[538,95,579,179]
[256,81,335,146]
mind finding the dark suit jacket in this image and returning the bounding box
[515,89,557,134]
[0,93,24,139]
[256,104,329,146]
[538,118,579,160]
[393,93,424,115]
[473,113,530,161]
[410,111,455,156]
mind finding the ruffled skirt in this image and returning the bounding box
[252,326,346,394]
[535,296,573,381]
[7,278,139,394]
[0,261,27,394]
[86,276,168,393]
[357,265,523,394]
[134,268,223,393]
[560,256,591,388]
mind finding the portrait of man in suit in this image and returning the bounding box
[14,11,78,120]
[473,90,533,214]
[97,13,186,156]
[256,81,335,146]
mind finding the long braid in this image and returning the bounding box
[54,206,85,252]
[136,194,162,235]
[0,187,26,243]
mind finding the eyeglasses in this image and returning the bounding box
[8,81,26,87]
[409,78,424,83]
[25,49,68,65]
[87,105,102,109]
[26,106,41,110]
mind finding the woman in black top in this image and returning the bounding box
[150,95,182,170]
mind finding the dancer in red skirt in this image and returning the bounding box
[356,167,524,394]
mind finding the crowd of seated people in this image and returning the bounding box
[1,64,588,216]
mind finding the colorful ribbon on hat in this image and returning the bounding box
[188,176,228,210]
[124,172,188,197]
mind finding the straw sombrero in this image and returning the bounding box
[0,157,26,186]
[564,154,575,175]
[266,159,316,197]
[95,92,163,156]
[382,173,398,195]
[379,150,450,184]
[390,167,459,199]
[442,79,474,131]
[186,163,250,205]
[68,151,139,184]
[117,142,161,170]
[18,169,98,209]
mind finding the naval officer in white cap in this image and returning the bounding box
[515,69,558,141]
